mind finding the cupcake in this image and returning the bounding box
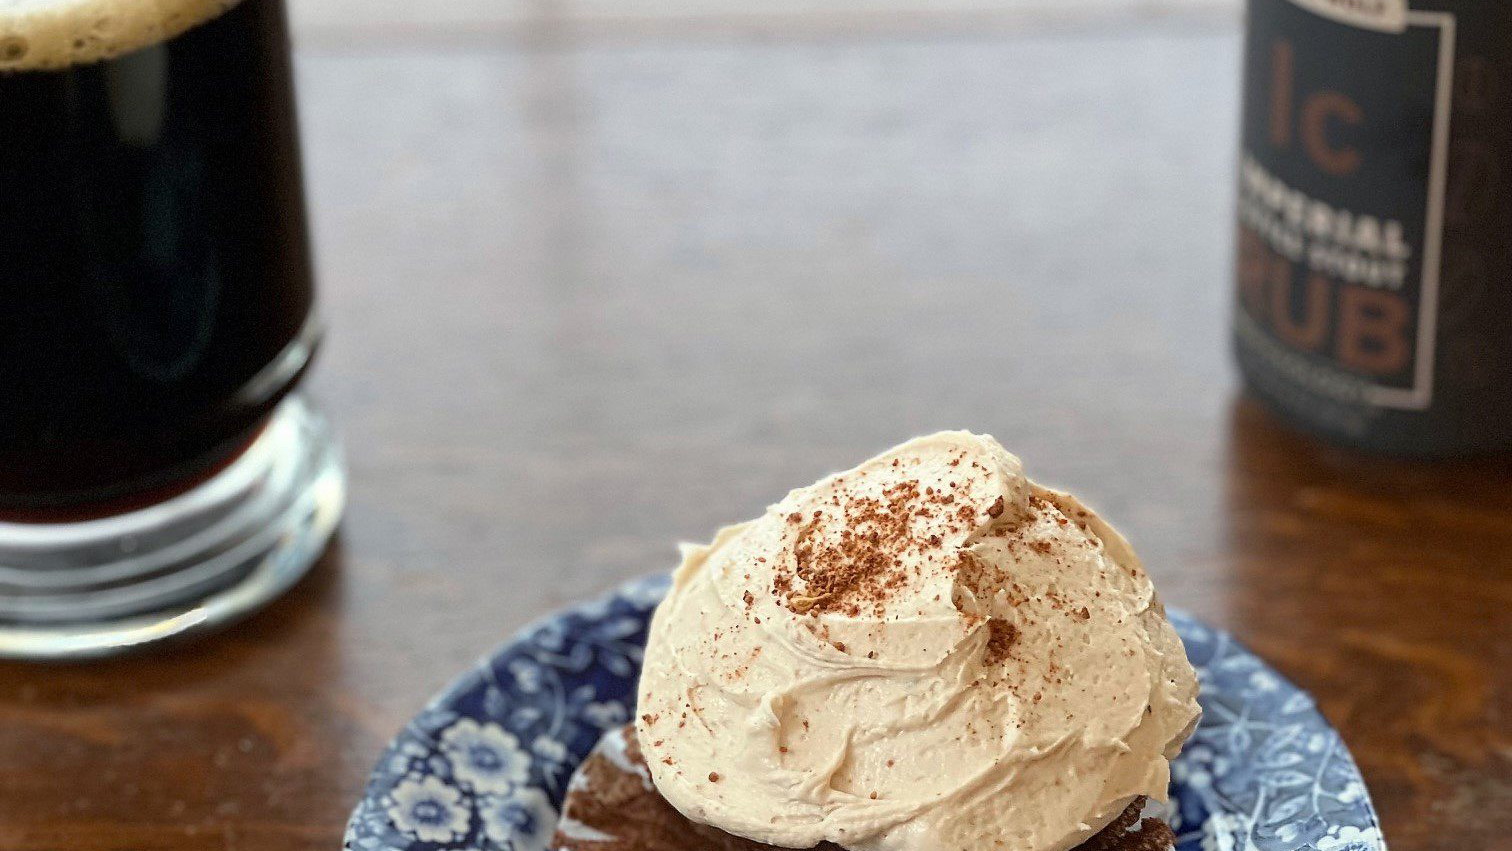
[555,432,1199,851]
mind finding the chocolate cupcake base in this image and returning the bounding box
[551,725,1175,851]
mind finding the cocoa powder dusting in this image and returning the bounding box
[770,465,1013,617]
[984,619,1019,664]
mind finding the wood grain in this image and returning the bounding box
[0,13,1505,851]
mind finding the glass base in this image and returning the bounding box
[0,396,345,660]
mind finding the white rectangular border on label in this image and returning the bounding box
[1365,10,1454,411]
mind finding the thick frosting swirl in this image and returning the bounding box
[636,432,1200,851]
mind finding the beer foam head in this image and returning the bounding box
[0,0,243,71]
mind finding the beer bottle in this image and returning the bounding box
[1233,0,1512,455]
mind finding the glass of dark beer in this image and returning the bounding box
[0,0,343,658]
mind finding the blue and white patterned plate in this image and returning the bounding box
[345,576,1387,851]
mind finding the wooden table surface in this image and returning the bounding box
[0,5,1507,850]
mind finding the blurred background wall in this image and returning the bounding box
[289,0,1242,42]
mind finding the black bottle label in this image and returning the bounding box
[1235,0,1454,417]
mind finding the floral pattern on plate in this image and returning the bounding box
[345,576,1386,851]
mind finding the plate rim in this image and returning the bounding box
[345,576,1389,851]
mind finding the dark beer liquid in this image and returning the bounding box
[0,0,315,511]
[1234,0,1512,455]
